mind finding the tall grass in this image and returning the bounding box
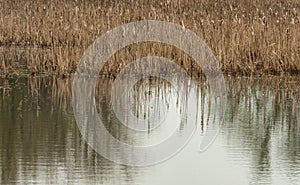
[0,0,299,76]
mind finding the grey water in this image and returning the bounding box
[0,76,299,185]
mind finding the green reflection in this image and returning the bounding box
[0,76,299,184]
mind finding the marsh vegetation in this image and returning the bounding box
[0,0,299,76]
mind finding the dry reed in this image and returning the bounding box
[0,0,299,76]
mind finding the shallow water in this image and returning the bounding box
[0,76,299,185]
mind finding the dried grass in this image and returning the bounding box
[0,0,299,76]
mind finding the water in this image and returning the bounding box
[0,76,299,185]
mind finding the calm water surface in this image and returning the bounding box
[0,76,299,185]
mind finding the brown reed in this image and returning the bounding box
[0,0,299,76]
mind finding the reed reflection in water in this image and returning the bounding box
[0,75,299,184]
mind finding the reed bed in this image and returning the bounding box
[0,0,299,76]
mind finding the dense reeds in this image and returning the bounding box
[0,0,299,76]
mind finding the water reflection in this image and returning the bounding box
[0,76,299,184]
[224,76,300,184]
[0,77,145,184]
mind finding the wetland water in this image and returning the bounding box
[0,76,299,185]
